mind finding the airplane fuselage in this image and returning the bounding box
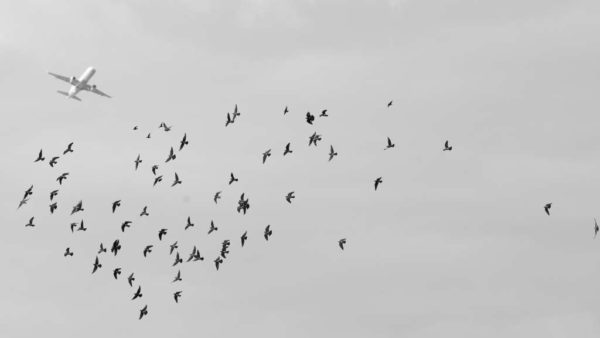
[68,66,96,98]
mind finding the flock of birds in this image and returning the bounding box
[17,100,464,320]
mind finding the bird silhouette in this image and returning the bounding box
[134,155,142,170]
[241,231,248,247]
[57,173,69,185]
[71,200,84,215]
[237,193,250,214]
[214,257,223,271]
[139,305,148,320]
[443,140,452,151]
[264,225,273,241]
[112,200,121,213]
[232,104,240,120]
[225,113,233,127]
[160,122,172,132]
[132,286,143,300]
[374,177,383,191]
[214,191,222,204]
[285,191,295,204]
[387,100,393,107]
[151,165,159,176]
[92,256,102,274]
[64,247,73,257]
[49,156,59,167]
[128,273,135,287]
[179,133,188,151]
[385,137,395,150]
[208,220,218,234]
[70,222,77,233]
[171,172,182,187]
[169,241,179,255]
[140,206,149,217]
[158,228,167,241]
[172,270,182,282]
[544,203,552,216]
[111,239,121,256]
[113,268,122,280]
[165,147,176,162]
[308,132,322,146]
[98,243,107,254]
[18,198,29,209]
[174,291,182,303]
[187,246,198,262]
[595,219,599,238]
[133,126,138,130]
[77,220,87,231]
[306,112,315,125]
[329,145,338,161]
[34,149,45,162]
[153,175,163,187]
[143,245,153,257]
[121,221,132,233]
[262,149,272,164]
[229,172,238,185]
[25,217,35,227]
[220,240,231,259]
[320,109,328,117]
[23,185,33,199]
[50,190,58,201]
[338,238,347,250]
[185,216,194,230]
[284,106,289,115]
[63,142,74,155]
[146,133,151,139]
[49,202,57,214]
[172,252,183,266]
[283,142,293,156]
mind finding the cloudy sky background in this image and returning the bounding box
[1,0,600,337]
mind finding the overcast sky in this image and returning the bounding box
[2,0,600,337]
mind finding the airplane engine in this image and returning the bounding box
[70,76,77,85]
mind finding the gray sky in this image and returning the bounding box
[2,0,600,337]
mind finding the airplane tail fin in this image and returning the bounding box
[56,90,81,101]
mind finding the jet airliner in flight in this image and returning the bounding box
[48,66,111,101]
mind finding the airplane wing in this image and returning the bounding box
[85,85,112,98]
[48,72,76,84]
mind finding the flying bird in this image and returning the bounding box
[179,133,188,151]
[64,247,73,257]
[283,142,292,156]
[285,191,295,204]
[151,165,159,175]
[127,273,135,287]
[146,133,151,139]
[165,147,176,162]
[338,238,347,250]
[71,200,84,215]
[50,190,58,201]
[133,126,138,130]
[328,145,338,161]
[169,241,179,255]
[237,193,250,215]
[113,268,122,280]
[98,243,107,254]
[57,173,69,185]
[50,202,58,214]
[171,172,182,186]
[121,221,132,233]
[49,156,59,167]
[143,245,153,257]
[174,291,182,303]
[208,220,218,234]
[185,216,194,230]
[18,198,29,209]
[320,109,328,117]
[385,137,395,150]
[112,200,121,213]
[308,132,322,146]
[387,100,393,107]
[77,220,87,231]
[34,149,45,162]
[241,231,248,247]
[132,286,143,300]
[283,106,289,115]
[306,112,315,125]
[23,185,33,199]
[264,225,273,241]
[159,122,172,132]
[153,175,163,186]
[214,191,222,204]
[158,228,167,241]
[25,217,35,227]
[63,142,74,155]
[229,172,238,185]
[443,140,452,151]
[232,104,240,120]
[225,113,233,127]
[111,239,122,256]
[595,219,599,238]
[214,257,223,271]
[172,270,182,283]
[262,149,272,164]
[140,206,149,217]
[139,305,148,320]
[70,222,77,233]
[220,240,231,259]
[92,256,102,274]
[172,252,183,266]
[134,154,142,170]
[374,177,383,191]
[544,203,552,216]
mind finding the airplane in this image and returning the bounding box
[48,66,111,101]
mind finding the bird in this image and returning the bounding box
[171,172,182,186]
[158,228,167,241]
[132,286,142,300]
[112,200,121,213]
[262,149,272,164]
[387,100,393,107]
[71,200,84,215]
[25,217,35,227]
[165,147,176,162]
[172,270,182,283]
[50,202,58,214]
[64,247,73,257]
[121,221,132,233]
[63,142,74,155]
[34,149,45,162]
[385,137,395,150]
[241,231,248,247]
[146,133,151,139]
[179,133,188,151]
[169,241,179,255]
[98,243,107,254]
[229,172,238,185]
[185,216,194,230]
[92,256,102,274]
[306,112,315,124]
[283,106,289,115]
[338,238,347,250]
[18,198,29,209]
[113,268,122,280]
[111,239,122,256]
[214,191,222,204]
[308,132,322,146]
[283,142,292,156]
[57,173,69,185]
[208,220,218,234]
[232,104,241,120]
[285,191,295,204]
[374,177,383,191]
[151,165,159,175]
[264,225,273,241]
[443,140,452,151]
[595,219,599,238]
[160,122,172,132]
[139,305,148,320]
[50,190,58,201]
[70,222,77,233]
[174,291,182,303]
[49,156,59,167]
[214,257,223,271]
[544,203,552,216]
[237,193,250,215]
[187,246,198,262]
[127,273,135,287]
[320,109,328,117]
[23,185,33,199]
[225,113,233,127]
[220,240,231,259]
[77,220,87,231]
[328,145,338,161]
[143,245,153,257]
[153,175,163,186]
[133,126,138,130]
[134,154,142,170]
[140,206,149,217]
[172,252,183,266]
